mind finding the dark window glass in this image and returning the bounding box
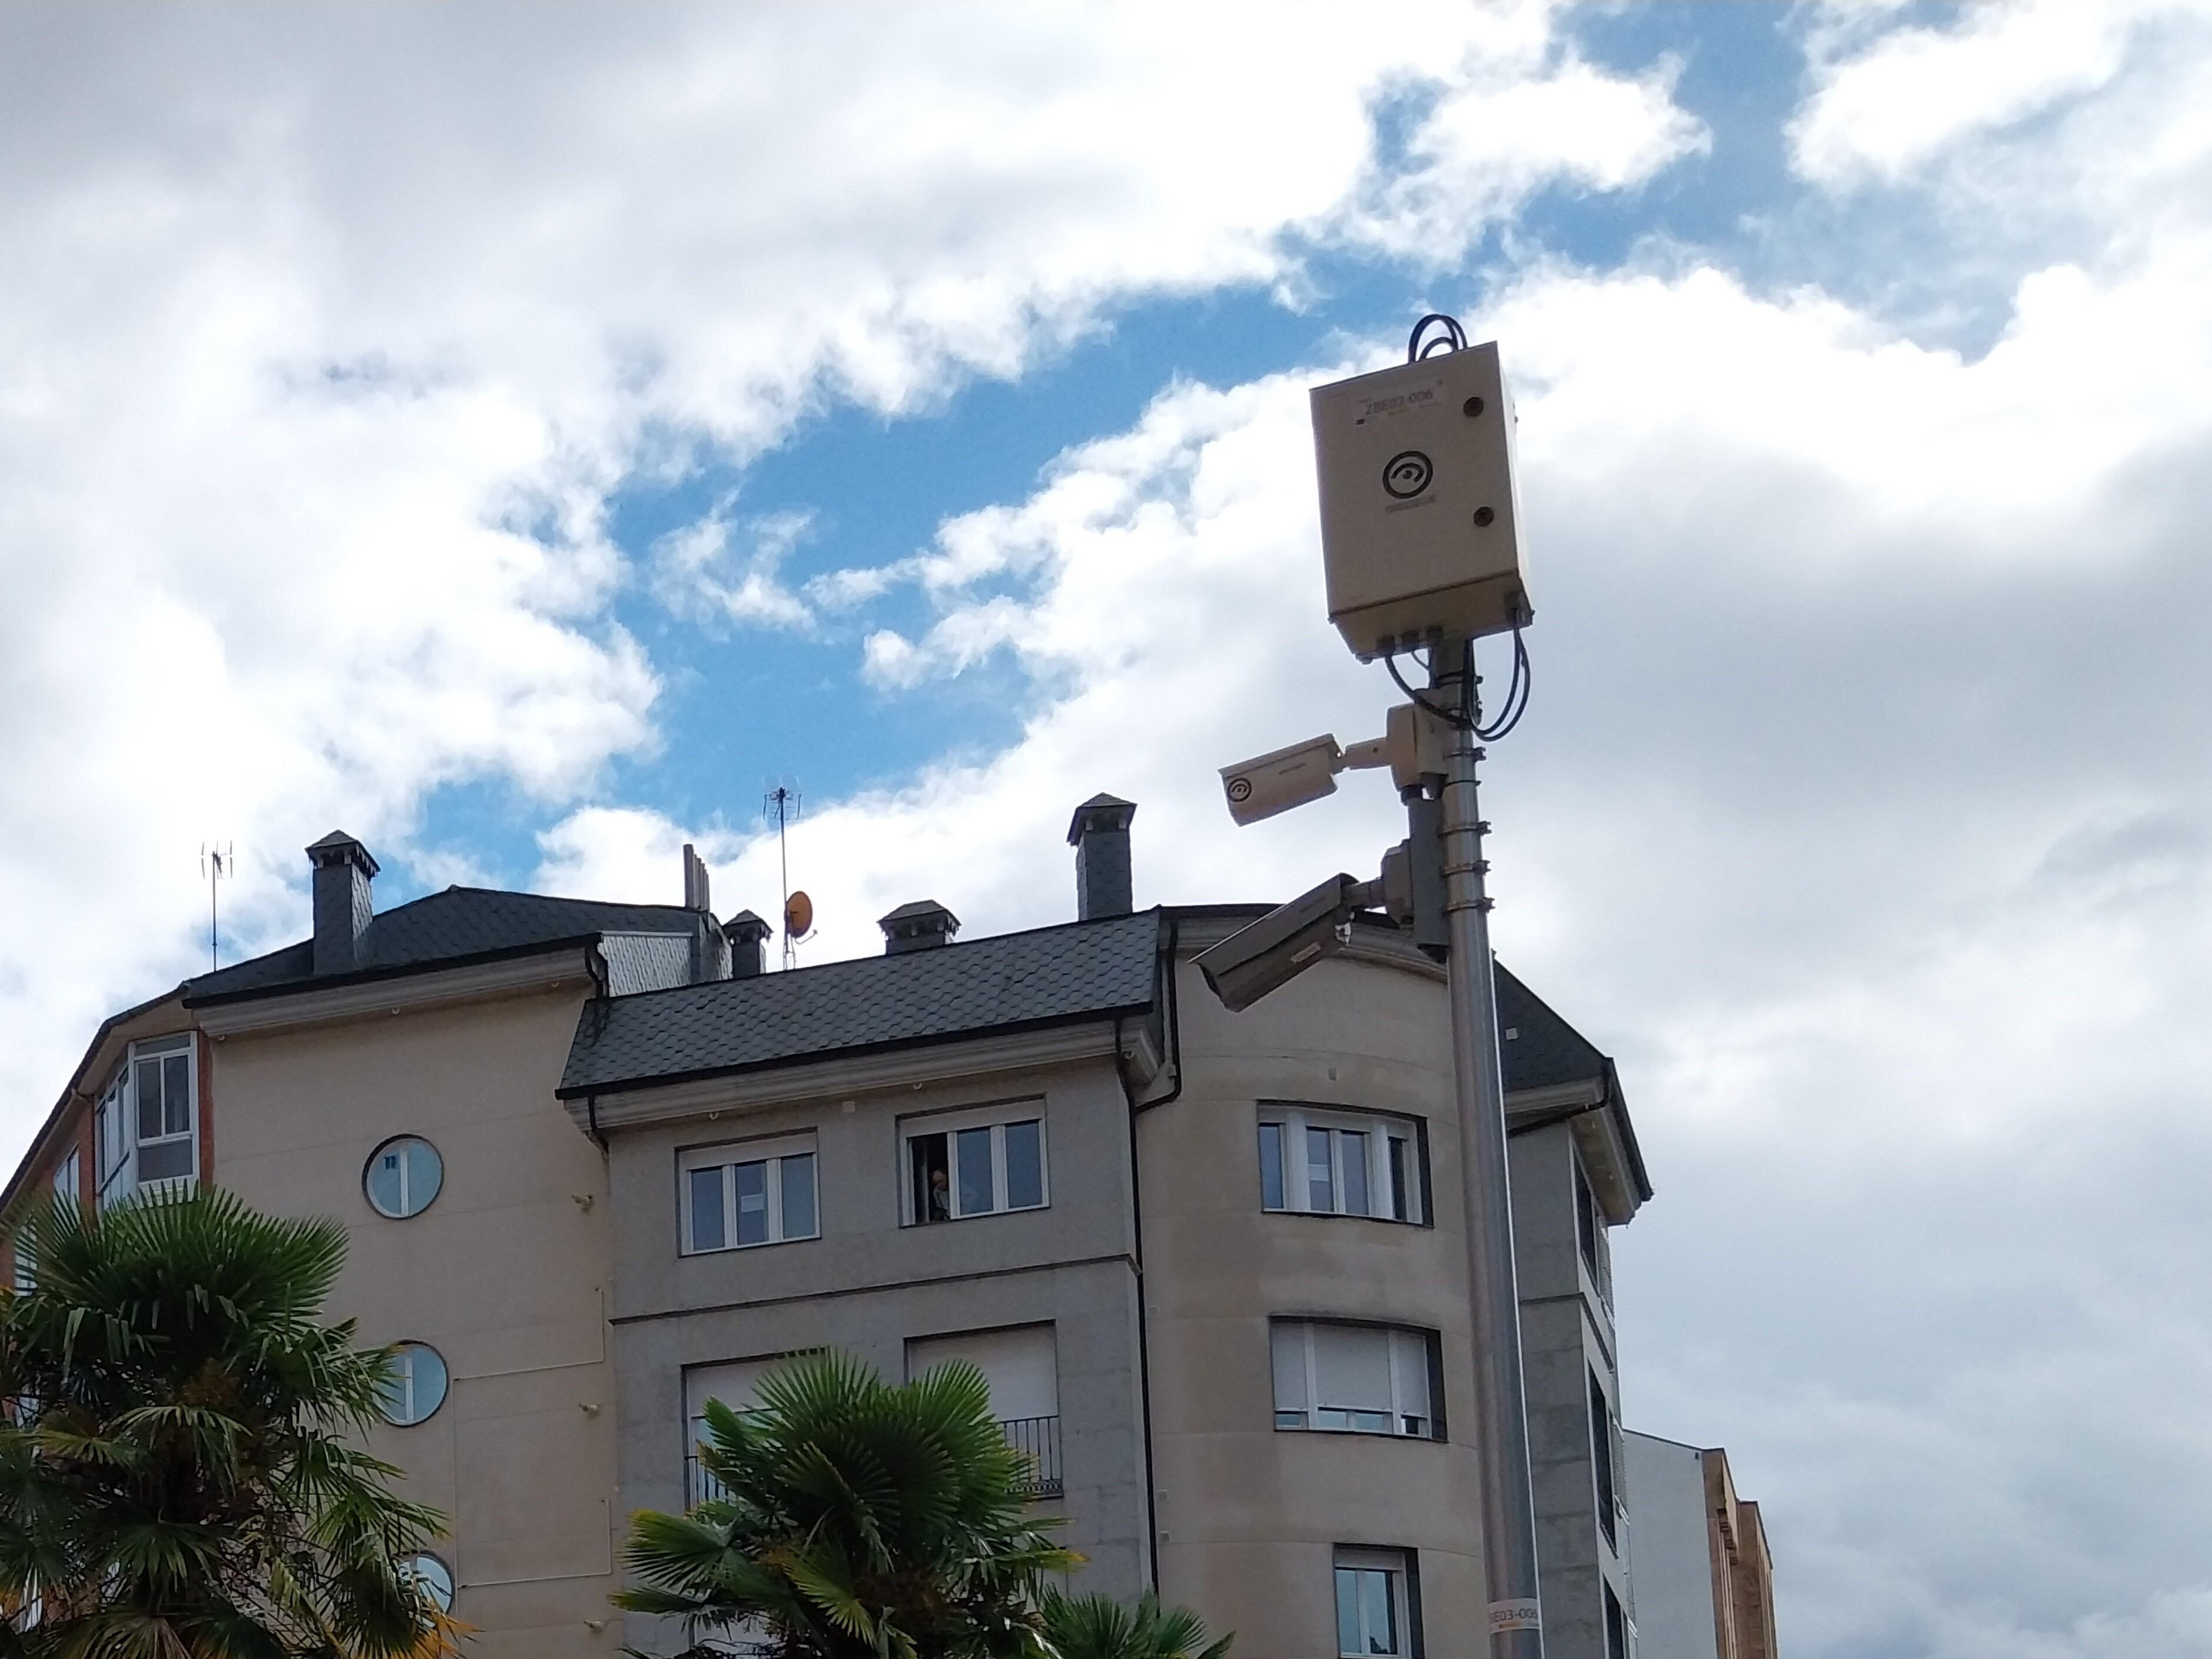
[956,1127,994,1216]
[1590,1367,1617,1547]
[1604,1584,1626,1659]
[911,1133,950,1224]
[1003,1121,1044,1209]
[1388,1137,1410,1221]
[733,1161,769,1246]
[135,1059,164,1141]
[1576,1162,1601,1278]
[1307,1127,1335,1211]
[1335,1569,1362,1657]
[689,1167,725,1251]
[137,1140,192,1182]
[780,1154,817,1239]
[162,1056,191,1134]
[1341,1131,1371,1216]
[1259,1122,1285,1210]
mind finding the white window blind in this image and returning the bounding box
[1272,1322,1438,1439]
[906,1324,1058,1421]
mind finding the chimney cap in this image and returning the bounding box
[305,830,379,877]
[878,899,960,953]
[722,909,772,945]
[1066,793,1136,845]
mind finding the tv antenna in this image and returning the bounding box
[200,842,234,972]
[764,782,811,970]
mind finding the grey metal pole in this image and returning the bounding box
[1432,637,1546,1657]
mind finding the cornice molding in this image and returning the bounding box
[194,951,591,1038]
[568,1016,1158,1136]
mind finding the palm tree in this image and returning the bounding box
[0,1186,455,1658]
[1038,1590,1231,1659]
[616,1349,1079,1658]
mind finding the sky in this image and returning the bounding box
[4,2,2211,1654]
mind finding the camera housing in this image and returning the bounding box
[1192,872,1364,1012]
[1219,735,1344,827]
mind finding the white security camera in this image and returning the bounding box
[1193,872,1366,1012]
[1219,736,1344,827]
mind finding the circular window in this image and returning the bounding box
[377,1343,449,1426]
[398,1552,453,1612]
[364,1137,443,1220]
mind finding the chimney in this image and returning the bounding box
[878,899,960,955]
[724,910,772,978]
[682,843,711,912]
[1067,793,1136,920]
[306,831,379,976]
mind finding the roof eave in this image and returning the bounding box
[556,997,1158,1101]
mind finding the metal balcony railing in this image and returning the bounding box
[1000,1415,1063,1499]
[687,1415,1063,1507]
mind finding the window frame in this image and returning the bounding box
[899,1102,1050,1226]
[377,1343,449,1427]
[399,1552,455,1613]
[1574,1152,1614,1307]
[1259,1104,1426,1225]
[1271,1319,1445,1441]
[1589,1365,1621,1552]
[95,1035,198,1207]
[678,1133,820,1256]
[363,1136,444,1221]
[1334,1546,1421,1659]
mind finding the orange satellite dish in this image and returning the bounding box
[784,890,814,938]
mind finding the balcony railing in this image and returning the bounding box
[1000,1415,1063,1499]
[687,1414,1062,1506]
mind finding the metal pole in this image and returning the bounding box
[1433,637,1546,1657]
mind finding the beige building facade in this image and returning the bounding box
[6,806,1676,1659]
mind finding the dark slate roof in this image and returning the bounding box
[561,909,1163,1097]
[1494,963,1609,1095]
[184,887,703,1005]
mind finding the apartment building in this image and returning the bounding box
[1623,1434,1780,1659]
[3,801,1656,1659]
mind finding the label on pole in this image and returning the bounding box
[1489,1599,1543,1634]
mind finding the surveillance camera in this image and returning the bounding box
[1219,735,1343,827]
[1193,873,1364,1012]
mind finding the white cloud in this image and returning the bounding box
[1790,1,2208,192]
[649,507,818,631]
[0,2,1701,1133]
[534,209,2212,1656]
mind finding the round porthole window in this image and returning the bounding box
[364,1137,443,1219]
[398,1552,454,1612]
[377,1343,449,1426]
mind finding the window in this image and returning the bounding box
[1334,1548,1418,1658]
[907,1324,1062,1497]
[681,1135,818,1254]
[1604,1581,1629,1659]
[1590,1367,1619,1551]
[51,1151,79,1207]
[685,1356,784,1504]
[1576,1157,1612,1303]
[1272,1321,1441,1439]
[399,1554,454,1613]
[95,1035,197,1207]
[377,1343,449,1426]
[364,1137,443,1220]
[1259,1107,1423,1223]
[902,1105,1047,1225]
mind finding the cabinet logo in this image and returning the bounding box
[1382,450,1432,499]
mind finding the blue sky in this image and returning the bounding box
[6,5,2212,1656]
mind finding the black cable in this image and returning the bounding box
[1407,313,1467,363]
[1382,628,1533,740]
[1475,631,1530,741]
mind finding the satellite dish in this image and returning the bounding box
[784,890,814,938]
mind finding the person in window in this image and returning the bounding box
[927,1165,953,1223]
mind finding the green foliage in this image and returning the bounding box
[615,1349,1080,1658]
[0,1186,455,1657]
[1037,1590,1231,1659]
